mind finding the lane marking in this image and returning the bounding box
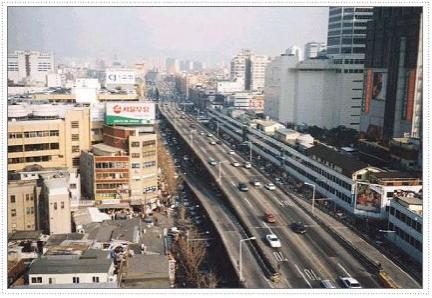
[231,182,236,187]
[271,196,283,206]
[244,197,253,208]
[337,263,352,277]
[295,264,312,288]
[304,269,321,281]
[262,221,273,233]
[273,252,284,262]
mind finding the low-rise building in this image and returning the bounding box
[255,119,285,136]
[28,257,117,286]
[387,191,422,263]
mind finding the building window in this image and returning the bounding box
[72,157,80,166]
[71,134,80,141]
[48,278,54,284]
[131,153,140,158]
[26,194,30,201]
[31,277,42,284]
[11,209,16,217]
[131,163,140,169]
[92,276,100,283]
[10,195,16,203]
[142,140,156,147]
[54,203,57,210]
[131,142,140,147]
[70,183,77,189]
[61,201,65,209]
[71,121,79,128]
[73,277,80,284]
[72,145,80,153]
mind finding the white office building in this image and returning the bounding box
[8,51,55,85]
[304,42,327,59]
[387,191,422,263]
[250,55,271,91]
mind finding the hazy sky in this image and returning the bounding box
[8,7,328,64]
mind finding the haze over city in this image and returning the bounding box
[8,7,328,64]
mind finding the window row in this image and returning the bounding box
[8,143,60,153]
[8,156,52,164]
[9,130,59,138]
[95,162,128,169]
[390,206,422,233]
[389,222,422,252]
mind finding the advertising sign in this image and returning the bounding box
[106,102,155,125]
[363,69,373,113]
[355,183,382,213]
[105,70,136,85]
[403,70,416,121]
[372,71,387,101]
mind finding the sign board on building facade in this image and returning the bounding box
[106,102,155,125]
[105,70,136,85]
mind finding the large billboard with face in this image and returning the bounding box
[355,183,382,213]
[106,102,155,125]
[105,70,136,85]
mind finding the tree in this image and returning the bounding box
[198,271,219,288]
[174,228,207,287]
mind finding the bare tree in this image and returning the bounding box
[198,271,219,288]
[173,228,207,287]
[157,129,179,204]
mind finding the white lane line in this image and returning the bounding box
[337,263,351,277]
[244,197,253,208]
[271,196,283,206]
[295,264,313,288]
[262,222,273,233]
[231,182,236,187]
[273,252,283,262]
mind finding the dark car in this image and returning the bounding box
[291,222,307,234]
[238,182,249,192]
[216,140,222,145]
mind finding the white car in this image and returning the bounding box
[265,183,276,190]
[227,150,235,155]
[339,277,362,289]
[251,180,262,187]
[244,162,252,169]
[231,161,241,167]
[266,234,281,248]
[209,141,216,145]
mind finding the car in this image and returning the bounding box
[265,183,276,190]
[209,141,216,145]
[320,280,336,289]
[227,150,235,155]
[265,212,276,223]
[200,132,205,135]
[207,133,213,137]
[266,234,281,248]
[244,162,252,169]
[144,218,154,227]
[338,277,362,289]
[232,161,241,167]
[238,182,249,192]
[251,180,262,187]
[208,158,218,166]
[216,140,222,145]
[291,222,307,234]
[189,124,195,128]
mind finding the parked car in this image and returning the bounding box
[265,212,276,223]
[238,182,249,192]
[265,183,276,190]
[266,234,281,248]
[339,277,362,289]
[320,280,336,289]
[227,150,235,155]
[244,162,252,169]
[291,222,307,234]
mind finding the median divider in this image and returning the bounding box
[378,271,399,288]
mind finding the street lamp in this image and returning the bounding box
[242,141,253,163]
[239,236,256,282]
[304,182,316,214]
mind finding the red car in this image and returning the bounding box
[265,212,276,223]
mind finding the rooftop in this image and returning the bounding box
[44,177,69,195]
[28,258,113,275]
[8,230,42,241]
[373,171,421,179]
[306,143,369,176]
[92,143,126,156]
[123,254,169,281]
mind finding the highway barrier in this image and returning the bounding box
[378,271,399,288]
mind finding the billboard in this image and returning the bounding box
[105,70,136,85]
[106,102,155,125]
[403,70,416,121]
[372,71,387,101]
[355,183,382,213]
[363,69,373,113]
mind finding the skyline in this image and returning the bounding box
[8,7,328,65]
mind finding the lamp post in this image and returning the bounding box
[239,236,256,282]
[304,182,316,214]
[242,141,253,163]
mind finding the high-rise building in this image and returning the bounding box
[8,51,55,85]
[230,49,270,91]
[286,46,303,62]
[359,7,422,143]
[250,55,272,91]
[166,58,180,74]
[304,42,327,59]
[327,7,374,57]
